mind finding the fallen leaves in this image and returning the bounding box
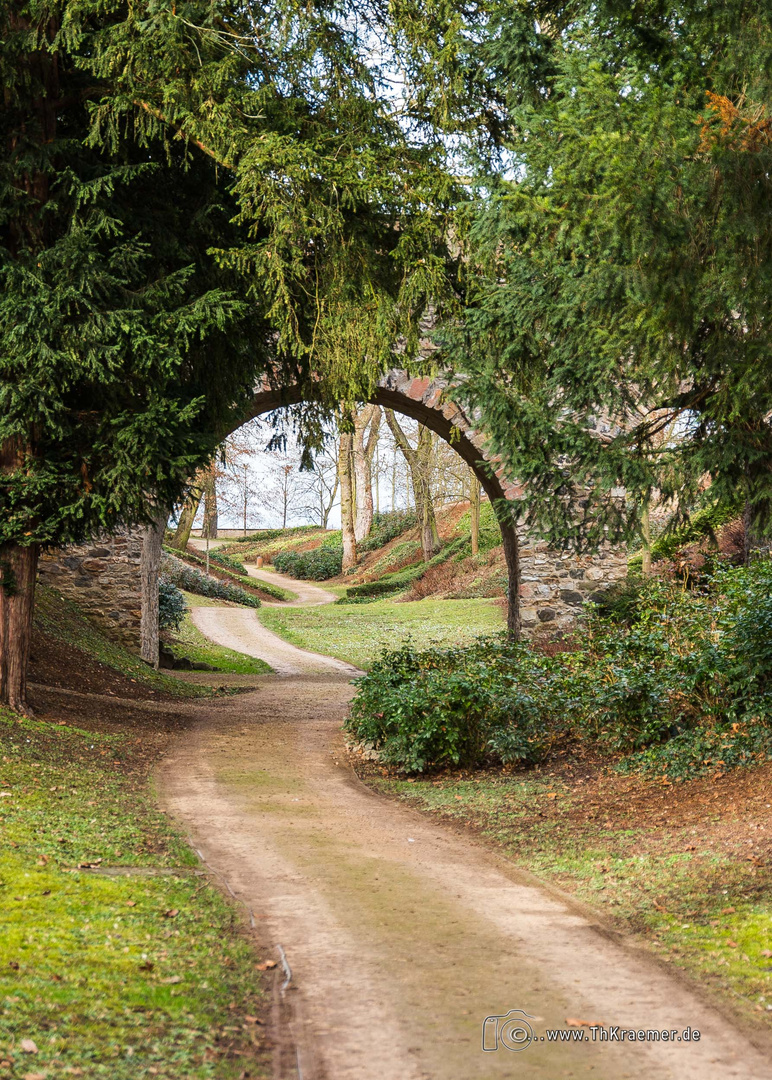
[19,1039,38,1053]
[256,960,277,971]
[163,909,179,919]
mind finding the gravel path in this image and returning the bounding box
[162,585,772,1080]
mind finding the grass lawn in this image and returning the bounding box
[365,768,772,1027]
[167,607,271,675]
[0,708,271,1079]
[258,596,506,670]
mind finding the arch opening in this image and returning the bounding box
[240,371,522,636]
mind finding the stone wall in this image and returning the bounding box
[519,539,629,637]
[38,530,144,651]
[38,527,629,652]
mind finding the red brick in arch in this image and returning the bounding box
[244,368,524,635]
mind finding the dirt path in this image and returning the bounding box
[162,598,771,1079]
[243,563,339,606]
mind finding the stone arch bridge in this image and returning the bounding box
[39,369,627,661]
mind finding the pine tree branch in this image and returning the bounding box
[133,101,235,170]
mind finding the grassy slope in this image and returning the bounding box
[165,546,296,603]
[367,770,772,1028]
[258,596,505,670]
[33,587,214,699]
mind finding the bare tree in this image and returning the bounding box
[352,405,381,542]
[300,446,339,528]
[263,453,304,529]
[384,411,442,561]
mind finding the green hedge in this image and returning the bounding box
[160,554,261,607]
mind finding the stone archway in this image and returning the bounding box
[38,369,629,660]
[244,368,524,634]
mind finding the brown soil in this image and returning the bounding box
[28,630,166,702]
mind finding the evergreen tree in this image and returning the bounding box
[0,0,457,710]
[422,2,772,550]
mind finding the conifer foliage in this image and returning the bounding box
[0,0,456,710]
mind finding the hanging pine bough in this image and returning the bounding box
[0,1,459,711]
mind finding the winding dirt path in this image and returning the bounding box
[161,584,772,1080]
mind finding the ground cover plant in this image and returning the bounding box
[258,596,505,670]
[161,555,261,608]
[223,529,331,566]
[347,560,772,776]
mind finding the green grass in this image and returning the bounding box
[0,709,270,1078]
[165,612,271,675]
[258,596,505,670]
[371,774,772,1022]
[34,587,212,699]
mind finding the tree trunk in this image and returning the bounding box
[742,500,758,564]
[500,522,521,639]
[338,430,357,570]
[170,473,204,550]
[353,405,381,542]
[0,542,39,714]
[140,511,166,668]
[640,502,652,575]
[470,475,480,556]
[385,412,441,561]
[202,463,218,539]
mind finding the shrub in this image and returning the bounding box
[348,638,563,772]
[347,561,772,777]
[158,577,188,630]
[160,554,261,607]
[273,543,342,580]
[208,550,246,574]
